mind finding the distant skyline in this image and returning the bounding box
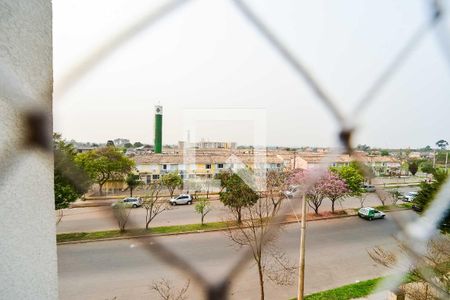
[53,0,450,149]
[67,135,443,151]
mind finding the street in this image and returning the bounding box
[58,210,417,300]
[57,187,417,233]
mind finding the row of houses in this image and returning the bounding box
[133,150,402,184]
[98,150,402,194]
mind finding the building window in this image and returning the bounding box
[206,164,211,169]
[217,163,223,169]
[163,164,167,170]
[152,174,160,180]
[276,163,281,168]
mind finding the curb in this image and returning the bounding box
[56,208,411,246]
[70,197,222,208]
[57,212,358,245]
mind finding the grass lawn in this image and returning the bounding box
[57,221,231,243]
[373,203,413,211]
[398,202,414,209]
[289,277,382,300]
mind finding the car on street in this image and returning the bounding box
[358,207,385,220]
[169,194,193,205]
[403,191,418,202]
[283,185,300,198]
[362,184,376,192]
[112,197,143,208]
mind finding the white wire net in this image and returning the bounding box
[1,0,449,299]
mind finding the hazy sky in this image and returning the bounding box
[53,0,450,148]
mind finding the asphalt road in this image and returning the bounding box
[57,187,417,233]
[58,210,417,300]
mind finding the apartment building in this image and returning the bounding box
[134,152,286,184]
[133,150,402,184]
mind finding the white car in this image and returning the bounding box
[283,185,300,199]
[362,184,376,192]
[403,192,418,202]
[358,207,386,221]
[169,194,193,206]
[112,197,143,208]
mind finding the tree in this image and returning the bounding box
[75,147,134,195]
[133,141,144,148]
[160,173,183,198]
[53,133,90,215]
[289,169,327,215]
[421,161,435,174]
[201,178,213,199]
[142,182,169,229]
[106,140,115,147]
[435,151,449,165]
[330,163,364,196]
[194,197,212,225]
[389,189,402,206]
[408,160,419,176]
[436,139,448,150]
[226,196,296,300]
[266,170,291,213]
[356,144,371,152]
[112,202,131,232]
[376,189,392,206]
[151,279,190,300]
[124,142,133,148]
[215,170,232,193]
[305,185,325,215]
[219,172,259,223]
[320,172,349,213]
[369,236,449,300]
[358,193,368,208]
[380,150,390,156]
[413,169,449,229]
[125,173,141,197]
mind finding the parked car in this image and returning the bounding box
[403,191,418,202]
[362,184,376,192]
[358,207,385,220]
[169,194,193,205]
[112,197,143,208]
[283,185,300,199]
[412,203,423,212]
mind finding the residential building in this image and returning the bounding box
[178,140,237,150]
[134,151,286,184]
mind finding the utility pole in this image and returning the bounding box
[297,193,307,300]
[445,152,448,172]
[433,149,436,168]
[293,150,296,170]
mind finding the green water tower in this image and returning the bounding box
[154,105,163,153]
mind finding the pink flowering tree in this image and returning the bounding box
[289,169,327,215]
[289,169,349,215]
[320,172,349,213]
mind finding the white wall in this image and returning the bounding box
[0,1,56,299]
